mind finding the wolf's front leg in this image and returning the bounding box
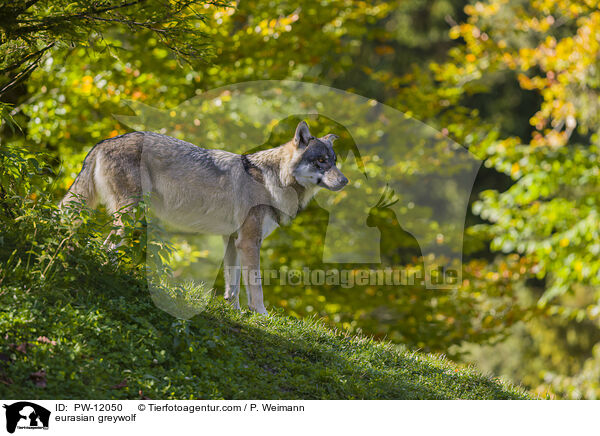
[223,234,241,310]
[236,212,268,315]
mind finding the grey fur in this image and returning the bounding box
[62,121,348,314]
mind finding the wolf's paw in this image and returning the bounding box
[249,305,268,315]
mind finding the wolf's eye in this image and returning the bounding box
[318,158,326,163]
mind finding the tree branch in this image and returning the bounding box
[0,41,54,75]
[0,48,46,96]
[13,0,147,34]
[24,0,43,10]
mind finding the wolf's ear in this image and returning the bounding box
[294,121,311,147]
[321,134,339,145]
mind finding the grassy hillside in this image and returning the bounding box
[0,277,528,400]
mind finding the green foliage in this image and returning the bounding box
[427,0,600,398]
[0,146,124,292]
[0,0,222,118]
[473,143,600,304]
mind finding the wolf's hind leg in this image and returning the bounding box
[103,203,138,250]
[223,234,241,310]
[95,149,142,250]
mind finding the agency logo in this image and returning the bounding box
[2,402,50,434]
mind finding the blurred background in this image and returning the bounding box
[2,0,600,398]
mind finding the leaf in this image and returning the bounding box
[110,379,128,389]
[29,369,47,388]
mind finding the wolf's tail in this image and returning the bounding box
[60,147,99,209]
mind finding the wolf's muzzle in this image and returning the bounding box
[321,168,348,191]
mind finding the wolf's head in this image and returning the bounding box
[289,121,348,191]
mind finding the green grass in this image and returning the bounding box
[0,271,529,400]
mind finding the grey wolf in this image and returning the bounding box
[61,121,348,314]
